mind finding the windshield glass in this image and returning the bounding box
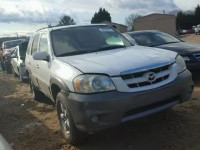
[51,26,132,56]
[4,40,24,49]
[130,32,180,47]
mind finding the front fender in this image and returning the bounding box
[50,77,70,92]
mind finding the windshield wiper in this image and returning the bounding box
[151,41,180,47]
[163,41,180,44]
[57,51,90,57]
[90,45,126,53]
[57,45,126,57]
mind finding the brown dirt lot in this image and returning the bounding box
[1,35,200,150]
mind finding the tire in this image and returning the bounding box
[12,68,18,77]
[5,62,12,74]
[56,92,84,145]
[19,74,26,83]
[30,80,44,101]
[0,61,5,71]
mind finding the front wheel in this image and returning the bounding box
[56,92,85,145]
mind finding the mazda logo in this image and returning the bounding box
[146,72,157,83]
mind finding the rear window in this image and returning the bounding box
[31,34,40,54]
[4,40,24,49]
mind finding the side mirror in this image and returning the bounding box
[33,51,49,61]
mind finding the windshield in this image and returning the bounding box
[4,40,24,49]
[130,32,180,47]
[51,26,132,56]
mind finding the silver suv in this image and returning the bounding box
[25,25,193,144]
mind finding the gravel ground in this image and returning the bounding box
[0,35,200,150]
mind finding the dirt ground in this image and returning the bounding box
[1,35,200,150]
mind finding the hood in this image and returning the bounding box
[57,46,176,76]
[155,42,200,55]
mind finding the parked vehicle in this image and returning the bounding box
[186,29,195,34]
[25,25,193,144]
[126,30,200,71]
[0,48,5,71]
[11,40,29,82]
[1,39,25,73]
[195,25,200,35]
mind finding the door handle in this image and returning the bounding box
[28,61,31,65]
[36,64,39,69]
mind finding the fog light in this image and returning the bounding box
[91,115,99,123]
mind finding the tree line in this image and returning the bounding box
[177,5,200,30]
[1,5,200,43]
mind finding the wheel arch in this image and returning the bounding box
[50,77,70,102]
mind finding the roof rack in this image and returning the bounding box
[36,27,49,32]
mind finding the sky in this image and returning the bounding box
[0,0,199,37]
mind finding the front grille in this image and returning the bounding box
[193,53,200,61]
[121,64,171,89]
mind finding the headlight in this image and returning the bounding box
[182,56,190,61]
[176,55,186,73]
[73,75,116,93]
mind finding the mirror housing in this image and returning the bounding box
[33,51,49,61]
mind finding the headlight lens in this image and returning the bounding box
[176,55,186,73]
[74,75,116,93]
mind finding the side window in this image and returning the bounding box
[27,36,33,55]
[31,34,40,55]
[38,33,49,53]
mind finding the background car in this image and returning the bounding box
[195,24,200,35]
[126,30,200,71]
[11,40,29,82]
[186,29,195,34]
[1,39,25,73]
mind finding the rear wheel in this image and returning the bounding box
[5,62,12,74]
[19,72,26,83]
[0,61,5,71]
[56,92,85,145]
[12,67,18,77]
[30,80,44,101]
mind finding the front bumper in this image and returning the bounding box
[63,69,193,133]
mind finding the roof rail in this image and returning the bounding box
[36,27,49,32]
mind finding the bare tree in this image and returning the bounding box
[125,14,142,31]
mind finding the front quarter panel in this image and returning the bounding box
[51,59,83,92]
